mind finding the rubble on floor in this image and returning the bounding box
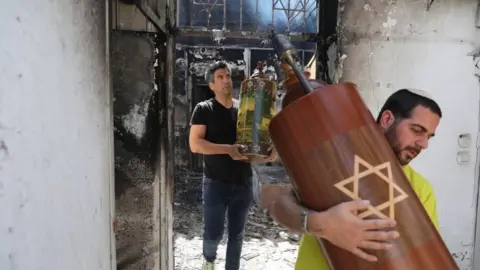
[174,164,299,269]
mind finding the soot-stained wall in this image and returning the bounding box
[111,30,162,270]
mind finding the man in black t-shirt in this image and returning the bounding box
[189,61,278,270]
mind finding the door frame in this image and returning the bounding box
[472,130,480,270]
[105,0,117,269]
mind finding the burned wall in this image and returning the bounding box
[0,0,113,269]
[111,30,162,270]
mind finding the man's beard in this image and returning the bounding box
[384,125,421,166]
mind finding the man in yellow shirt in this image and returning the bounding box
[267,88,442,269]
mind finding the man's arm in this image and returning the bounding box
[268,188,400,262]
[189,124,233,155]
[267,188,311,233]
[188,103,246,159]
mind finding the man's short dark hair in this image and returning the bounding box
[205,61,231,84]
[376,89,442,123]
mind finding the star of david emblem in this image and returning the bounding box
[334,155,408,219]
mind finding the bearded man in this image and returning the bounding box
[267,88,442,269]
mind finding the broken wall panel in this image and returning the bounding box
[111,30,162,270]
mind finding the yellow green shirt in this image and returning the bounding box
[294,165,440,270]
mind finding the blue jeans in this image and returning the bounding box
[202,177,253,270]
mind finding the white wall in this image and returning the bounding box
[340,0,480,269]
[0,1,114,270]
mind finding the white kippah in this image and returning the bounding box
[404,88,436,102]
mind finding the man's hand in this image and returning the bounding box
[263,145,279,162]
[308,200,399,262]
[228,144,248,160]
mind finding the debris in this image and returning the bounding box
[173,164,299,269]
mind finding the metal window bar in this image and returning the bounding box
[177,0,318,37]
[272,0,317,33]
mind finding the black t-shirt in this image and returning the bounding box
[190,98,252,185]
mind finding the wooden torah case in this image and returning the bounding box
[268,82,458,269]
